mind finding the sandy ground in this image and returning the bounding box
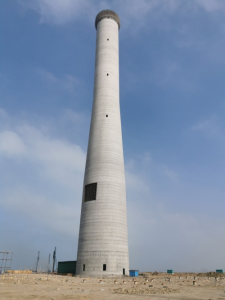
[0,272,225,300]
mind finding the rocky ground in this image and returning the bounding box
[0,272,225,299]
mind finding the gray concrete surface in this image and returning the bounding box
[76,10,129,277]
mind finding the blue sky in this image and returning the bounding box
[1,0,225,272]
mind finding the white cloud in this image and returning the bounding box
[196,0,225,12]
[38,69,82,94]
[19,0,225,26]
[126,170,150,194]
[0,130,26,156]
[191,116,222,138]
[2,187,77,236]
[161,164,179,182]
[150,61,194,91]
[61,109,87,125]
[0,109,86,238]
[19,0,95,24]
[0,122,86,186]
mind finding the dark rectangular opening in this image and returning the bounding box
[123,268,125,275]
[84,183,97,202]
[83,264,85,271]
[103,264,106,271]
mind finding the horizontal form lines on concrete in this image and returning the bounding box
[84,163,125,171]
[80,207,127,216]
[78,243,129,251]
[85,150,124,162]
[90,115,121,124]
[89,118,122,130]
[84,173,125,184]
[90,118,122,129]
[94,74,119,85]
[88,124,123,135]
[85,163,124,176]
[92,90,120,99]
[92,94,119,103]
[80,209,128,221]
[81,217,126,226]
[79,226,128,232]
[81,207,127,215]
[85,151,124,160]
[79,227,128,236]
[80,209,127,220]
[95,59,118,70]
[96,23,119,40]
[85,164,124,174]
[95,51,119,62]
[95,50,119,63]
[85,149,124,161]
[78,250,128,256]
[92,99,120,108]
[80,202,127,209]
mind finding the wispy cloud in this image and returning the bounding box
[150,61,194,91]
[19,0,95,24]
[160,164,179,182]
[0,130,26,156]
[19,0,225,26]
[191,116,222,138]
[38,69,82,95]
[0,109,86,237]
[196,0,225,12]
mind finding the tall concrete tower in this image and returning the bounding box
[76,10,129,277]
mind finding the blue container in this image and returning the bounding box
[167,270,174,274]
[216,269,223,273]
[129,270,139,277]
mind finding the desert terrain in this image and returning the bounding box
[0,272,225,300]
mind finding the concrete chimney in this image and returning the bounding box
[76,10,129,277]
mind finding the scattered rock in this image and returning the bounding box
[152,271,159,276]
[114,286,179,295]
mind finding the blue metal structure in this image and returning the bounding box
[129,270,139,277]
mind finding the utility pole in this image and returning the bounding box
[47,254,50,273]
[52,247,56,273]
[35,251,40,273]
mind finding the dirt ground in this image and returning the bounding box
[0,272,225,300]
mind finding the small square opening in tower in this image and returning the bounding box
[107,73,109,76]
[107,39,109,41]
[103,264,106,271]
[106,115,108,117]
[84,183,97,202]
[83,264,85,271]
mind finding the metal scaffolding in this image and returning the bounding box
[0,252,13,273]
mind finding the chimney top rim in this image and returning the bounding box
[95,10,120,30]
